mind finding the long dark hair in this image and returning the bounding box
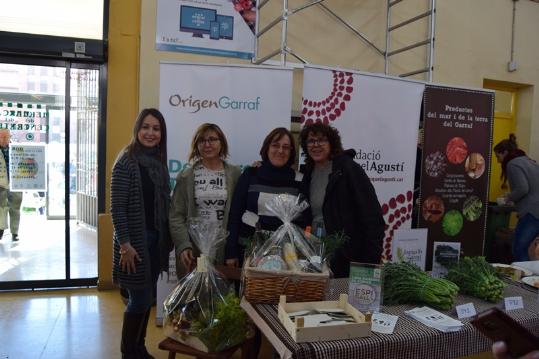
[259,127,296,167]
[126,108,168,167]
[494,134,525,188]
[299,123,343,168]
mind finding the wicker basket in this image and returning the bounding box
[243,264,329,304]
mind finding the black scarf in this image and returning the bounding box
[134,146,170,233]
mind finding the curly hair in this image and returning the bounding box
[299,123,343,167]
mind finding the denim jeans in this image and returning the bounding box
[126,230,160,314]
[513,213,539,261]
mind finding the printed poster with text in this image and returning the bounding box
[419,85,493,268]
[156,0,256,59]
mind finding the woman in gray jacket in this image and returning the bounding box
[111,108,171,358]
[169,123,241,277]
[494,134,539,261]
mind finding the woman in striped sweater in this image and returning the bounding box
[111,108,172,359]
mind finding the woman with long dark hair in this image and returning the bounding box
[494,134,539,261]
[111,108,172,358]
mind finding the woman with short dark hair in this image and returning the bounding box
[299,122,385,278]
[493,134,539,261]
[225,127,308,267]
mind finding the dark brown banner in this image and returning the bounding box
[419,86,494,268]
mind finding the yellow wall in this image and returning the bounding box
[98,0,141,289]
[100,0,539,286]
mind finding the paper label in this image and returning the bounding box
[196,256,208,273]
[456,303,476,319]
[504,296,524,311]
[371,313,398,334]
[242,210,259,227]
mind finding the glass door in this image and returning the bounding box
[0,60,99,289]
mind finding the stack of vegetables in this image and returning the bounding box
[383,262,459,310]
[445,256,505,302]
[163,220,248,352]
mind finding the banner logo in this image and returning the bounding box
[168,94,261,113]
[301,70,354,125]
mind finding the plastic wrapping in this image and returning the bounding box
[249,194,325,273]
[163,220,248,352]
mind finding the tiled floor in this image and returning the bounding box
[0,288,272,359]
[0,213,97,282]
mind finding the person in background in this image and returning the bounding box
[225,127,308,268]
[494,134,539,262]
[0,129,22,242]
[299,123,385,278]
[111,108,172,359]
[169,123,241,277]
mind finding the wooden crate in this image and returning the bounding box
[277,294,372,343]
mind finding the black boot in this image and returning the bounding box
[121,312,145,359]
[137,309,155,359]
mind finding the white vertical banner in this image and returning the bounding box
[156,62,293,324]
[301,65,424,260]
[160,62,294,180]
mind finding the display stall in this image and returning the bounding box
[241,278,539,359]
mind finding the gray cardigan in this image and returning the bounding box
[110,150,171,289]
[169,161,241,277]
[506,156,539,220]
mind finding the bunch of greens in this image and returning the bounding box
[445,256,505,302]
[317,231,348,260]
[383,262,459,310]
[190,293,248,352]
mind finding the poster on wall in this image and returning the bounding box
[418,85,494,268]
[301,65,425,260]
[9,144,47,191]
[156,0,256,59]
[0,102,48,143]
[156,62,293,324]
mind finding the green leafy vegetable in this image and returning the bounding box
[383,262,459,310]
[445,256,505,302]
[190,293,248,353]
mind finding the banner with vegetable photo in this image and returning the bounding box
[301,65,425,260]
[419,85,494,268]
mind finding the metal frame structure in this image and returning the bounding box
[253,0,436,81]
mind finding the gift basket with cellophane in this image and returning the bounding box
[163,220,248,353]
[243,194,331,304]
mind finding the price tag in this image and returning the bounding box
[504,296,524,310]
[456,303,476,319]
[371,313,399,334]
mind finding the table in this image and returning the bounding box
[241,279,539,359]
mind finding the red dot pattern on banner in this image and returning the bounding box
[381,190,414,261]
[300,71,354,124]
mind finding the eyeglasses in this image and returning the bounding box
[270,143,292,152]
[306,138,329,147]
[198,137,220,145]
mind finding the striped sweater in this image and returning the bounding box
[110,150,170,289]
